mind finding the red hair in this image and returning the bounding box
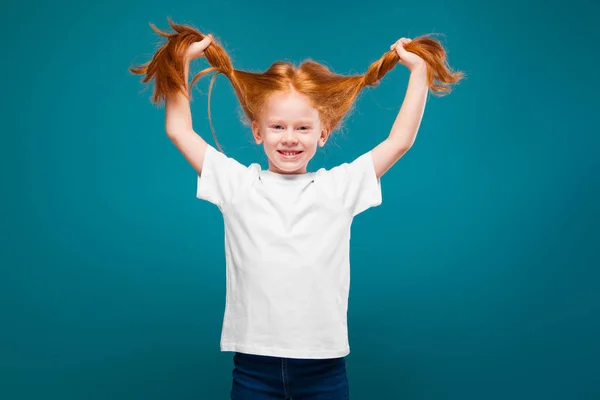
[130,19,464,151]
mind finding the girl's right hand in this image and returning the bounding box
[185,34,213,61]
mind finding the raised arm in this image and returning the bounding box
[165,36,214,176]
[370,38,430,180]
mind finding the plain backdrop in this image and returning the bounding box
[2,0,599,398]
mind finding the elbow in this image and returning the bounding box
[165,123,180,138]
[166,127,191,139]
[388,138,412,155]
[399,142,413,153]
[165,129,178,139]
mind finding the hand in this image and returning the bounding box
[390,38,426,72]
[185,34,213,61]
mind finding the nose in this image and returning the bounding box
[282,129,299,144]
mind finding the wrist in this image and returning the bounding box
[409,62,427,75]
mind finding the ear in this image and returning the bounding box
[251,120,262,144]
[318,127,330,147]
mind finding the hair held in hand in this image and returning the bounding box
[129,19,464,150]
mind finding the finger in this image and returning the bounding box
[190,37,212,53]
[201,34,213,47]
[190,35,212,53]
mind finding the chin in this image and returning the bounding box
[275,163,305,173]
[271,159,307,174]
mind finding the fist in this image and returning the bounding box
[185,34,213,61]
[390,37,426,72]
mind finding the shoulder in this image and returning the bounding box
[315,151,374,180]
[196,145,262,207]
[204,144,262,175]
[313,151,381,216]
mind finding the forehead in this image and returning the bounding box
[264,91,319,122]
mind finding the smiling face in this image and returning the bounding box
[251,90,329,174]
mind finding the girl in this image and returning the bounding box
[130,19,462,399]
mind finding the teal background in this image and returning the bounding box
[2,0,599,398]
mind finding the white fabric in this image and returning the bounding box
[197,144,382,359]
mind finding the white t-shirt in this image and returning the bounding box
[196,144,382,359]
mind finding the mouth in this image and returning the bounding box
[277,150,303,160]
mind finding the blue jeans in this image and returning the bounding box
[230,352,349,399]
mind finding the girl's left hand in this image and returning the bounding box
[391,38,426,72]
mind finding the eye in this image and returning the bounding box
[272,125,284,130]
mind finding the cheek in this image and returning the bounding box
[261,133,277,146]
[304,133,321,147]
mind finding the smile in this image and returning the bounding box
[277,150,303,159]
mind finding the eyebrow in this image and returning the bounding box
[268,120,314,125]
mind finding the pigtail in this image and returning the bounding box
[129,18,235,105]
[361,53,400,88]
[362,35,463,96]
[130,19,244,153]
[398,35,463,95]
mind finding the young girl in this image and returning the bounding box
[130,19,462,399]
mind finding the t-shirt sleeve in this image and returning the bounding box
[196,144,254,208]
[326,151,383,217]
